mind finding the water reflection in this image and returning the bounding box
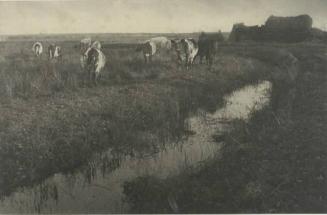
[0,81,271,213]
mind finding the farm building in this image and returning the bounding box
[228,23,264,42]
[265,15,313,31]
[229,14,326,43]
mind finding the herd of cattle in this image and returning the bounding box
[31,32,224,84]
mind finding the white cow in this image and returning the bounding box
[148,37,172,51]
[171,38,198,69]
[32,42,43,57]
[48,44,62,60]
[136,36,171,63]
[84,47,106,85]
[80,38,103,69]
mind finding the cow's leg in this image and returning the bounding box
[92,72,97,85]
[177,53,182,67]
[94,65,102,85]
[95,71,100,85]
[185,54,189,69]
[88,70,92,85]
[145,53,151,64]
[88,69,93,86]
[82,69,87,86]
[143,54,147,63]
[191,53,197,65]
[205,54,209,65]
[197,52,203,64]
[208,55,213,67]
[186,56,192,70]
[190,54,196,69]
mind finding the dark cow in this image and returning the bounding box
[136,40,156,63]
[196,31,224,65]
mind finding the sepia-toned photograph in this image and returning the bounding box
[0,0,326,213]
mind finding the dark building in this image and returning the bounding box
[229,15,326,43]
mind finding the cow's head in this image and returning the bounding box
[171,39,183,51]
[170,39,185,63]
[80,44,88,54]
[135,43,143,52]
[80,39,92,54]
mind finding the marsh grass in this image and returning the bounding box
[0,39,273,197]
[123,44,327,213]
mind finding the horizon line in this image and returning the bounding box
[0,31,230,37]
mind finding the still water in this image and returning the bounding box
[0,81,271,213]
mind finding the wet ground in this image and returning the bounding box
[0,81,271,213]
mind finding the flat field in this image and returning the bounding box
[0,33,326,213]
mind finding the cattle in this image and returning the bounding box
[80,38,102,70]
[32,42,43,57]
[80,38,92,70]
[136,36,172,63]
[197,32,224,65]
[84,47,106,85]
[171,38,198,69]
[80,37,92,51]
[148,37,172,51]
[48,44,62,60]
[91,40,102,50]
[136,40,156,63]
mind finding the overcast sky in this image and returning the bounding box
[0,0,327,35]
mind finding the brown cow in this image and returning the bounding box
[196,31,224,65]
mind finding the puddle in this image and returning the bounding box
[0,81,272,213]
